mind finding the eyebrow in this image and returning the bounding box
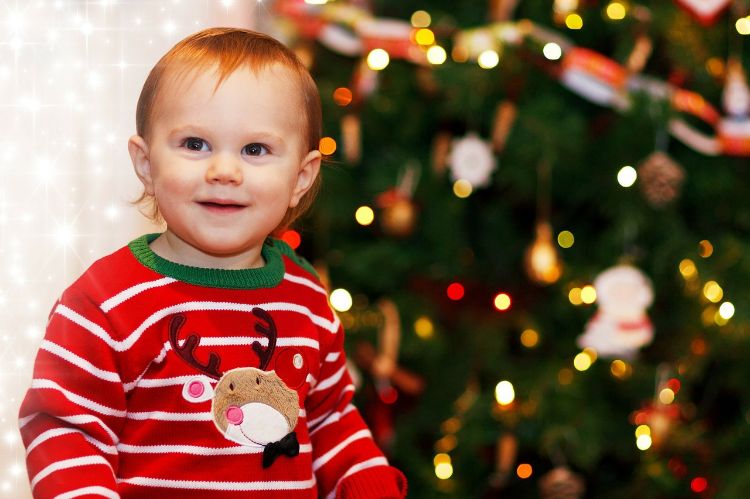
[167,126,286,145]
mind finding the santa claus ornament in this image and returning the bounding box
[674,0,732,26]
[448,133,496,188]
[577,265,654,359]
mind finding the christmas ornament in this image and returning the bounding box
[560,47,629,109]
[625,34,653,74]
[377,165,420,238]
[577,265,654,359]
[539,466,585,499]
[637,151,685,207]
[722,57,750,118]
[524,221,563,285]
[673,0,731,26]
[448,133,496,188]
[491,100,518,153]
[488,433,518,488]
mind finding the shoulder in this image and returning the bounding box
[268,238,320,282]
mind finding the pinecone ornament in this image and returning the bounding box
[637,151,685,207]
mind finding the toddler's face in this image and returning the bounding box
[133,65,319,263]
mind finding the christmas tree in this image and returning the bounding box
[272,0,750,497]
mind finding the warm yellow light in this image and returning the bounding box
[583,347,598,362]
[411,10,432,28]
[719,301,735,319]
[698,240,713,258]
[610,359,632,379]
[580,285,597,304]
[367,49,390,70]
[558,230,574,248]
[543,42,562,61]
[453,179,473,198]
[520,329,539,348]
[737,16,750,35]
[568,287,583,305]
[635,424,651,438]
[426,45,447,65]
[435,462,453,479]
[330,288,353,312]
[478,50,500,69]
[573,352,592,371]
[679,259,697,279]
[565,13,583,29]
[516,463,533,479]
[714,310,729,326]
[414,316,435,339]
[319,136,337,155]
[703,281,723,303]
[415,28,435,46]
[355,206,375,226]
[659,388,675,404]
[606,1,627,20]
[494,293,512,311]
[433,453,451,466]
[636,434,652,450]
[617,166,637,187]
[495,380,515,405]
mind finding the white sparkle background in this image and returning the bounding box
[0,1,264,495]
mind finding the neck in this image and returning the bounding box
[150,231,265,270]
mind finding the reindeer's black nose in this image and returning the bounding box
[256,377,261,385]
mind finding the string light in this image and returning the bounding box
[319,137,337,156]
[679,259,697,279]
[516,463,533,479]
[453,179,473,198]
[411,10,432,28]
[330,288,353,312]
[434,453,453,479]
[605,1,627,20]
[557,230,574,248]
[414,316,434,339]
[493,293,511,311]
[568,287,583,305]
[542,42,562,60]
[703,281,723,303]
[580,285,597,304]
[658,387,675,404]
[495,380,515,405]
[280,229,301,249]
[333,87,353,106]
[366,49,390,70]
[478,50,500,69]
[566,13,584,29]
[698,240,713,258]
[355,206,375,226]
[610,359,632,379]
[736,17,750,35]
[719,301,735,320]
[690,477,708,493]
[447,282,465,300]
[414,28,435,46]
[617,166,637,187]
[520,329,539,348]
[426,45,447,65]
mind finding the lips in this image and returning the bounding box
[197,199,247,213]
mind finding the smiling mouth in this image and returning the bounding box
[198,201,246,211]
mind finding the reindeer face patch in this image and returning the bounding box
[168,307,309,467]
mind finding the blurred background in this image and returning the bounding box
[3,0,750,497]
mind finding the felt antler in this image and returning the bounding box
[252,307,278,370]
[168,314,222,380]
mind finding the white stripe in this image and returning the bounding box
[117,476,316,491]
[31,455,113,490]
[116,443,312,455]
[40,340,121,383]
[312,429,372,471]
[311,365,346,393]
[59,301,337,352]
[30,379,126,417]
[56,485,119,499]
[177,336,320,350]
[58,414,119,444]
[126,410,213,421]
[123,347,169,392]
[308,404,357,435]
[19,413,37,430]
[100,277,177,313]
[324,352,340,362]
[27,428,117,456]
[283,273,327,295]
[325,457,390,499]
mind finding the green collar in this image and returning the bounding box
[128,233,284,289]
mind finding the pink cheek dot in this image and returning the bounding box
[226,406,244,425]
[187,381,205,398]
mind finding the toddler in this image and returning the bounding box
[19,27,407,498]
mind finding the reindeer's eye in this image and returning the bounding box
[229,382,235,391]
[256,377,260,385]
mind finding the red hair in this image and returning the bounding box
[134,27,322,233]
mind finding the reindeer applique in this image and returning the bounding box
[168,307,309,468]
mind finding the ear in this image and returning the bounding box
[128,135,154,195]
[289,149,322,208]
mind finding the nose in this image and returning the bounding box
[226,405,244,425]
[206,152,243,184]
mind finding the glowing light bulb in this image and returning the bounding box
[517,463,533,479]
[679,259,697,279]
[557,230,574,248]
[569,287,583,305]
[494,293,511,311]
[573,352,592,371]
[414,316,434,339]
[566,13,583,29]
[659,388,675,404]
[520,329,539,348]
[703,281,723,303]
[453,179,473,198]
[525,222,562,285]
[737,17,750,35]
[435,461,453,479]
[367,49,390,71]
[719,301,735,319]
[426,45,447,65]
[635,425,650,437]
[606,1,627,20]
[478,50,500,69]
[355,206,375,226]
[330,288,353,312]
[415,28,435,46]
[411,10,431,28]
[495,380,515,405]
[636,434,652,450]
[319,137,337,156]
[580,285,597,304]
[543,42,562,60]
[617,166,637,187]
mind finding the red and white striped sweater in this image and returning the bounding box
[19,234,407,498]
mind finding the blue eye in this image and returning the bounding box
[243,143,268,156]
[184,137,209,152]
